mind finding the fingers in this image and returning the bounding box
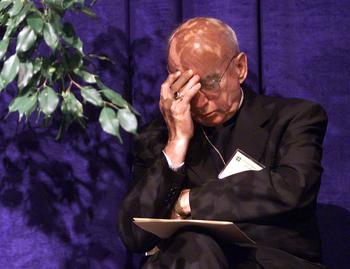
[170,208,184,220]
[161,71,181,98]
[180,76,201,103]
[159,70,197,142]
[160,69,201,106]
[161,71,181,100]
[164,70,182,86]
[170,70,194,92]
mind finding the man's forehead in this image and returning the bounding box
[168,42,224,71]
[168,19,232,72]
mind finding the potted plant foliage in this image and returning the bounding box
[0,0,138,141]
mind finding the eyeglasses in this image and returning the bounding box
[167,53,238,97]
[199,54,238,94]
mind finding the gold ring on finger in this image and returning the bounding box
[174,91,183,101]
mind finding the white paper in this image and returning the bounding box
[133,217,255,244]
[218,149,264,179]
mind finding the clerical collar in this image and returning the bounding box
[237,87,244,110]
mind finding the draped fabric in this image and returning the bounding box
[0,1,349,268]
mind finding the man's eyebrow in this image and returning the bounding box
[200,73,220,82]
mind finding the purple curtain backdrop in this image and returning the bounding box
[0,1,349,268]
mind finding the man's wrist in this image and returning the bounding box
[163,151,184,171]
[163,139,190,166]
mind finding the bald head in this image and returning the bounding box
[168,17,240,72]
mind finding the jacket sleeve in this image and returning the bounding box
[189,103,328,223]
[118,121,187,252]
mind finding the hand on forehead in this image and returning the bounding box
[168,18,237,74]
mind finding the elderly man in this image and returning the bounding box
[118,17,327,268]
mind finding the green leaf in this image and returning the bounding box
[88,53,114,63]
[62,0,76,9]
[56,90,84,140]
[74,69,97,83]
[99,84,128,108]
[0,38,9,60]
[8,0,23,17]
[61,91,83,118]
[43,0,64,10]
[16,26,37,52]
[40,57,56,82]
[43,22,59,50]
[99,106,121,140]
[14,2,32,24]
[90,0,98,7]
[8,90,38,121]
[62,50,82,71]
[32,58,43,75]
[18,62,34,89]
[81,86,103,106]
[118,108,137,134]
[4,18,17,38]
[0,78,4,92]
[26,12,44,34]
[5,2,33,38]
[48,66,56,75]
[49,9,63,34]
[62,23,75,41]
[99,84,140,116]
[73,37,83,54]
[62,22,83,54]
[1,54,20,87]
[0,1,12,12]
[0,12,9,26]
[80,6,96,17]
[38,86,59,115]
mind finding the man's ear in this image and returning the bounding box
[235,52,248,84]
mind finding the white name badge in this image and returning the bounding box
[218,149,265,179]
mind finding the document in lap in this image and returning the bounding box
[218,149,264,179]
[133,150,262,245]
[133,218,255,244]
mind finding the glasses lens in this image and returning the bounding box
[200,75,220,91]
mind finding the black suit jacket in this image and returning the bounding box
[118,88,328,265]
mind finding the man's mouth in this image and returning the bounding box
[203,111,216,117]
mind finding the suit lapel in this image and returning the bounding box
[186,88,272,184]
[227,88,271,163]
[186,127,219,186]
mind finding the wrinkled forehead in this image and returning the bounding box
[168,19,235,74]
